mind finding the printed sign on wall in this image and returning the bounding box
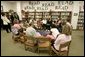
[21,1,74,11]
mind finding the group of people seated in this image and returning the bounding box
[12,17,72,52]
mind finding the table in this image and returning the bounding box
[37,30,50,36]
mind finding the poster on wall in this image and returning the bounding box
[74,13,78,16]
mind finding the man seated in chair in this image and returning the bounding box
[52,19,72,52]
[46,28,60,46]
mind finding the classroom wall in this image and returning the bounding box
[16,1,22,20]
[1,1,16,12]
[71,1,80,29]
[1,1,84,29]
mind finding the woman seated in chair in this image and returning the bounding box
[52,19,72,51]
[12,19,22,30]
[46,31,55,40]
[46,28,60,46]
[25,23,41,37]
[12,19,22,42]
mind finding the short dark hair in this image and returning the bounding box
[29,23,32,26]
[1,12,5,16]
[54,21,56,23]
[49,31,52,35]
[18,28,23,33]
[66,19,70,22]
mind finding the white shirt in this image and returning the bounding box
[42,19,47,24]
[25,27,37,36]
[1,16,10,25]
[50,28,60,39]
[29,19,33,24]
[54,34,71,51]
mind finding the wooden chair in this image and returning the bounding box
[19,35,27,44]
[19,32,26,44]
[12,28,25,43]
[51,41,71,56]
[12,34,20,43]
[11,28,20,43]
[37,37,52,55]
[24,35,37,52]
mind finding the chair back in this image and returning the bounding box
[60,41,71,49]
[24,35,37,44]
[51,41,71,56]
[24,35,37,52]
[37,37,52,54]
[59,41,71,56]
[37,37,51,45]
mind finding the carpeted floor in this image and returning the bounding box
[1,30,84,56]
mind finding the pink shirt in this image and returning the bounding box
[13,24,21,29]
[46,35,55,40]
[54,34,71,51]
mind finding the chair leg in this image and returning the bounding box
[49,50,51,56]
[34,47,38,53]
[67,50,69,56]
[37,48,39,54]
[50,50,53,56]
[59,51,68,56]
[25,45,28,51]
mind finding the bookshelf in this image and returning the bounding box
[43,12,51,20]
[60,11,72,23]
[77,11,84,30]
[28,12,35,19]
[50,11,71,22]
[22,10,72,23]
[35,12,43,20]
[51,11,60,21]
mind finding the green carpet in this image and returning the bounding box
[1,30,84,56]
